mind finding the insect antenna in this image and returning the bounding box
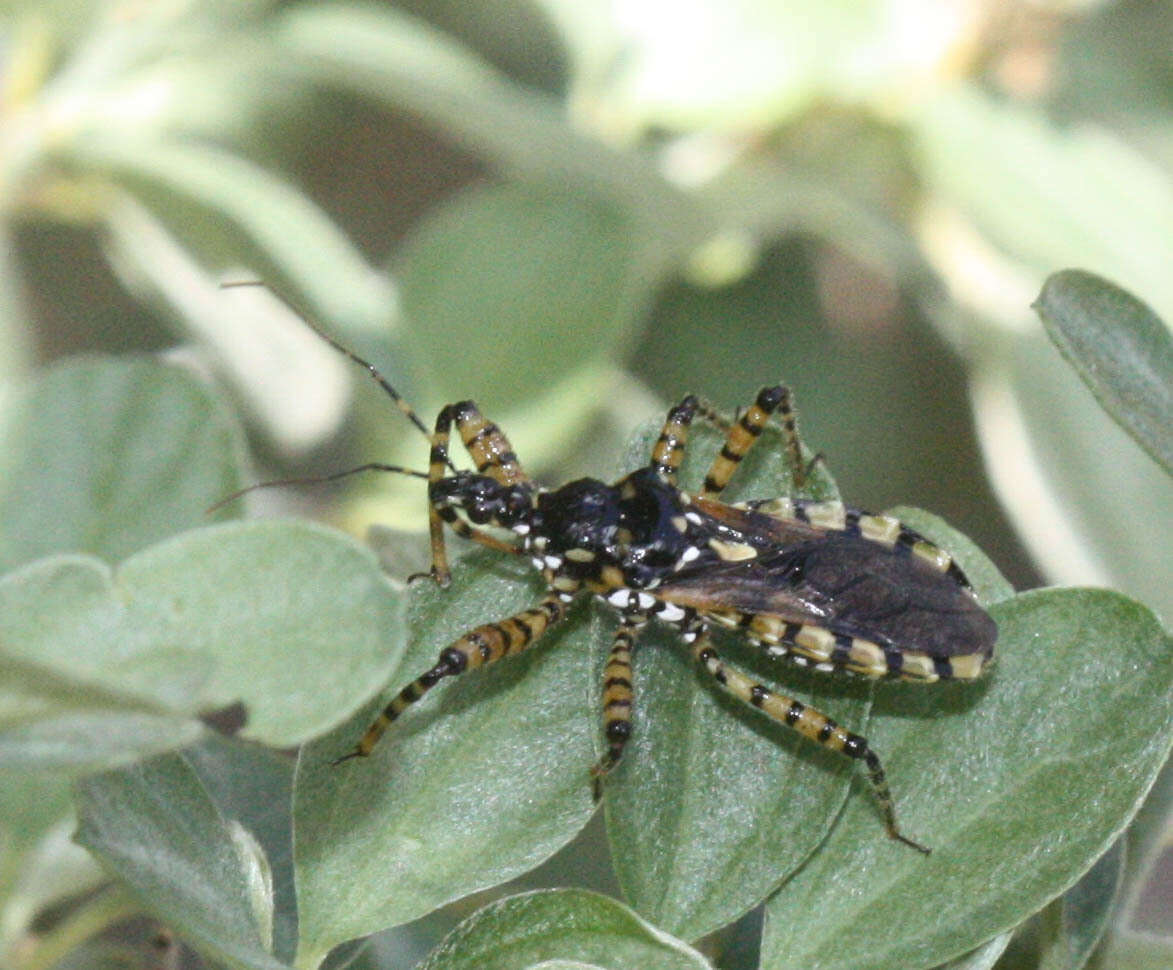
[219,279,456,472]
[207,463,430,515]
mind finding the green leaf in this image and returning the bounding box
[761,588,1173,970]
[933,932,1012,970]
[67,137,391,336]
[394,182,643,464]
[415,889,712,970]
[981,332,1173,624]
[602,608,868,942]
[101,201,361,457]
[117,521,406,745]
[293,553,596,967]
[273,3,692,233]
[1034,270,1173,477]
[0,357,244,572]
[912,86,1173,325]
[1089,931,1173,970]
[184,735,298,963]
[75,751,286,970]
[1038,840,1126,970]
[0,522,405,771]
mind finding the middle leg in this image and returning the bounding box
[591,618,643,798]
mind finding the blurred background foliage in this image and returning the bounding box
[0,0,1170,968]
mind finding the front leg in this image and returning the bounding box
[426,402,524,586]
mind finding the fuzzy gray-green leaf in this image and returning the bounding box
[0,357,244,572]
[416,889,712,970]
[0,523,405,771]
[761,588,1173,970]
[75,751,285,970]
[1034,269,1173,476]
[293,553,596,967]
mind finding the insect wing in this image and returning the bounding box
[656,532,996,661]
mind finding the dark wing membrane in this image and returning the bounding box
[656,533,997,658]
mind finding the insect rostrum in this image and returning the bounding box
[302,330,996,856]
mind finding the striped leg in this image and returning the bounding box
[650,396,699,484]
[426,402,525,585]
[700,385,805,498]
[334,594,568,763]
[591,620,641,798]
[690,633,929,853]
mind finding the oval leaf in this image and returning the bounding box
[761,588,1173,970]
[0,356,244,572]
[0,522,405,770]
[117,521,407,745]
[1034,269,1173,476]
[397,182,641,431]
[72,137,391,337]
[75,751,286,970]
[293,553,596,967]
[415,889,711,970]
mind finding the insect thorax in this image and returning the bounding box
[529,468,707,593]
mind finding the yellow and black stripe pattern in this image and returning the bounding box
[591,621,640,796]
[691,633,928,853]
[735,615,989,682]
[335,594,567,763]
[701,385,803,497]
[650,396,699,484]
[426,401,526,584]
[448,401,528,486]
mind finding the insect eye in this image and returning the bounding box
[467,500,495,524]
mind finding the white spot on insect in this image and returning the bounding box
[671,515,688,532]
[636,592,656,610]
[557,592,574,602]
[765,645,787,658]
[533,536,548,550]
[530,557,545,570]
[544,555,563,570]
[607,590,631,608]
[685,512,703,526]
[645,577,662,589]
[565,548,595,562]
[792,655,810,666]
[681,630,698,643]
[658,603,685,622]
[513,523,530,534]
[814,662,835,673]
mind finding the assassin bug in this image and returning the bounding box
[230,307,997,854]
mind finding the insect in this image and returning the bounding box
[246,318,997,854]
